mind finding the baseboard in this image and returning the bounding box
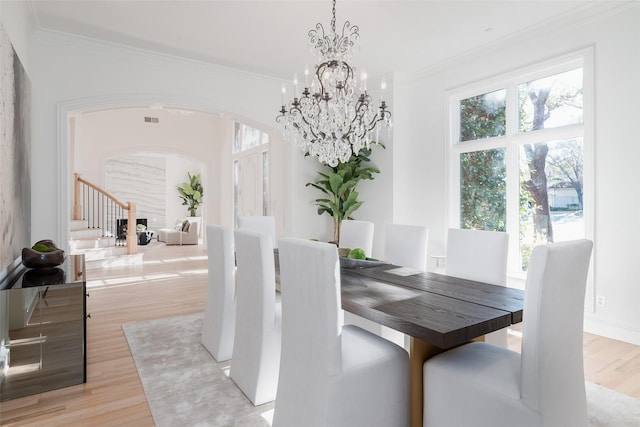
[584,316,640,346]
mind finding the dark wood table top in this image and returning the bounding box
[340,264,524,349]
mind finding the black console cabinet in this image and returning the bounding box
[0,255,86,401]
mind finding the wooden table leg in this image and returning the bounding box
[409,337,445,427]
[409,336,484,427]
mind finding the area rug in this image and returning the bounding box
[123,313,640,427]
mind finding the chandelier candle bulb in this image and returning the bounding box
[380,77,387,101]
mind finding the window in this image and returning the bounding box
[232,122,270,227]
[449,51,591,274]
[262,151,270,216]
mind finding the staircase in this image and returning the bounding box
[70,174,143,270]
[70,219,144,270]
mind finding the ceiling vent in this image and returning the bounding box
[144,117,159,123]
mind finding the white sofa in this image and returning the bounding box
[157,219,199,245]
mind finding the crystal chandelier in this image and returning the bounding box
[276,0,391,167]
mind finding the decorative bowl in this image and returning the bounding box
[22,240,66,269]
[339,257,387,269]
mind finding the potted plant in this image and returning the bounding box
[177,172,203,217]
[306,146,382,244]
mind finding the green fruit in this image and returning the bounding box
[338,247,351,258]
[347,248,366,260]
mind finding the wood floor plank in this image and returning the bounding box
[1,243,638,426]
[1,244,207,426]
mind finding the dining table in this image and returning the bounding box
[337,262,525,427]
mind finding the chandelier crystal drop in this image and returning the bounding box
[276,0,391,167]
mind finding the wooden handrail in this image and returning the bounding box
[73,173,137,254]
[74,174,128,213]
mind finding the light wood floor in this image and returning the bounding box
[1,243,639,426]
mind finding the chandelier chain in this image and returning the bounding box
[331,0,336,35]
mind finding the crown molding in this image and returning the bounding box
[24,0,40,32]
[31,28,283,84]
[405,1,637,82]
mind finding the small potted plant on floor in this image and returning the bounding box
[306,145,382,244]
[177,172,203,217]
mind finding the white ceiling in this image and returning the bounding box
[28,1,610,81]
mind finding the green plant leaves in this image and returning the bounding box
[177,172,203,216]
[306,143,383,238]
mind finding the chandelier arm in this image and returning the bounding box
[365,115,384,134]
[342,60,355,88]
[315,63,328,97]
[344,103,365,138]
[289,104,321,140]
[336,21,359,57]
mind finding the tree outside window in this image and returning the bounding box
[454,63,585,272]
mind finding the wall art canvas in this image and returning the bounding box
[0,23,32,272]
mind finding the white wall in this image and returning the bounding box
[0,1,32,71]
[394,3,640,344]
[74,108,222,228]
[29,30,305,248]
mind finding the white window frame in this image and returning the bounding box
[232,122,271,227]
[446,48,594,294]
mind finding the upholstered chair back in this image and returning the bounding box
[384,224,429,270]
[339,220,374,256]
[201,224,236,362]
[238,215,276,247]
[445,228,509,285]
[230,229,281,405]
[520,239,593,425]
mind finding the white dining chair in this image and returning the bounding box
[423,239,593,427]
[445,228,509,347]
[200,224,236,362]
[237,215,276,247]
[339,219,374,256]
[384,223,429,271]
[229,229,281,406]
[274,237,408,427]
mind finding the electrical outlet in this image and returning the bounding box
[596,295,606,308]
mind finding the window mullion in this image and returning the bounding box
[503,81,520,274]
